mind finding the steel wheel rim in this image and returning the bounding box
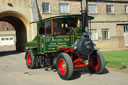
[27,53,31,66]
[58,58,67,75]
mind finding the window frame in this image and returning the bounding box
[90,29,98,40]
[106,5,114,14]
[59,3,69,13]
[42,2,50,13]
[1,38,5,41]
[44,20,52,35]
[124,25,128,33]
[88,4,97,14]
[125,5,128,14]
[102,29,110,40]
[3,26,8,31]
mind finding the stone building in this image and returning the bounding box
[37,0,128,49]
[0,0,33,51]
[87,0,128,49]
[0,0,128,50]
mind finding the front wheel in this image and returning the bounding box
[56,53,73,80]
[88,51,105,74]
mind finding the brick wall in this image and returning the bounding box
[0,21,15,31]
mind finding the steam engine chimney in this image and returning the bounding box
[81,0,88,33]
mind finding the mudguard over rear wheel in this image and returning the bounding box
[89,50,105,74]
[56,53,73,80]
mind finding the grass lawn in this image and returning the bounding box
[102,50,128,69]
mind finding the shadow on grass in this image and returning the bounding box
[0,50,23,57]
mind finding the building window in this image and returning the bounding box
[1,38,4,41]
[6,38,9,40]
[102,29,110,40]
[42,2,50,13]
[90,29,98,40]
[125,5,128,14]
[124,25,128,33]
[3,26,8,31]
[59,3,69,13]
[88,4,97,14]
[44,21,51,34]
[106,5,114,14]
[10,38,13,40]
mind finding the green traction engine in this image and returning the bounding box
[25,0,105,79]
[25,14,105,80]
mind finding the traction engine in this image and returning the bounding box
[25,0,105,80]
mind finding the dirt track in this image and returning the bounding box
[0,46,128,85]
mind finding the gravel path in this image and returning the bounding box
[0,46,128,85]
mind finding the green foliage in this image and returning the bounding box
[102,50,128,69]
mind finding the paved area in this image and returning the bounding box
[0,46,128,85]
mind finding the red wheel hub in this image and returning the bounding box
[58,58,67,75]
[27,53,31,66]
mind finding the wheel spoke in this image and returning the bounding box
[58,58,67,75]
[57,53,73,80]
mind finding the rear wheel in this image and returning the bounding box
[25,50,36,69]
[89,51,105,74]
[56,53,73,80]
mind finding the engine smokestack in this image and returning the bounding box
[81,0,88,34]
